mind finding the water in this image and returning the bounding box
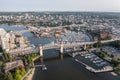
[1,24,120,80]
[29,37,55,46]
[0,24,25,31]
[0,24,55,46]
[33,49,120,80]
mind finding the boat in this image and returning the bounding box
[42,65,47,70]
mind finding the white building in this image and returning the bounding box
[0,28,7,37]
[0,29,15,52]
[1,33,10,51]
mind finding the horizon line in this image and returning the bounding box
[0,10,120,13]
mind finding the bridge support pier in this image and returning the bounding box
[39,46,43,57]
[59,54,63,60]
[74,47,76,51]
[40,57,43,64]
[84,44,87,50]
[60,42,64,54]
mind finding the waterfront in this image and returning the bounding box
[1,24,120,80]
[0,24,26,31]
[0,24,55,46]
[0,24,90,46]
[33,49,120,80]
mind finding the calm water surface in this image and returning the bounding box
[33,49,120,80]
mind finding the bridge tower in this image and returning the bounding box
[60,42,64,54]
[73,47,76,51]
[39,46,43,57]
[84,44,87,50]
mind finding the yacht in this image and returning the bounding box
[42,65,47,70]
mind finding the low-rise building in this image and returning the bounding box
[54,31,61,38]
[5,60,24,72]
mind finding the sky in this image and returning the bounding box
[0,0,120,12]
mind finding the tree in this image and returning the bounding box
[0,61,3,66]
[20,67,26,76]
[14,68,22,80]
[1,63,6,69]
[2,53,12,62]
[15,68,21,74]
[93,41,102,48]
[4,53,9,61]
[110,40,120,49]
[2,54,6,62]
[2,53,8,62]
[14,73,22,80]
[7,72,13,80]
[117,58,120,63]
[7,53,13,62]
[111,54,114,59]
[27,55,33,66]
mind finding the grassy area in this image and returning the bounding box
[0,53,39,80]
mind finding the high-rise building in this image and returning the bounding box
[0,28,28,52]
[1,33,10,51]
[0,28,7,46]
[9,32,16,50]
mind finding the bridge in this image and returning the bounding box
[8,38,120,57]
[13,24,83,35]
[13,25,68,34]
[13,30,32,34]
[43,38,120,49]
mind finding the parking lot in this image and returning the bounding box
[74,51,110,70]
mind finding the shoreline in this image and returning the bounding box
[23,55,40,80]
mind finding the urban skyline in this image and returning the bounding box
[0,0,120,12]
[1,1,120,80]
